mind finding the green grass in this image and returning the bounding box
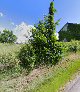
[30,54,80,92]
[0,43,24,80]
[0,43,23,55]
[1,43,80,92]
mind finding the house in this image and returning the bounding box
[58,22,80,41]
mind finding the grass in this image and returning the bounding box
[0,43,23,54]
[0,43,24,80]
[1,43,80,92]
[29,53,80,92]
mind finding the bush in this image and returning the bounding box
[68,44,77,53]
[18,42,63,70]
[0,53,19,71]
[67,41,79,53]
[18,44,36,71]
[32,42,63,66]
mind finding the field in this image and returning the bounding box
[0,43,24,80]
[0,42,80,92]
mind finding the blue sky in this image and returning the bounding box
[0,0,80,32]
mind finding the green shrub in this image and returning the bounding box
[0,43,22,73]
[0,53,19,71]
[59,41,80,53]
[68,44,77,53]
[32,42,63,66]
[18,44,36,71]
[18,42,63,70]
[67,41,79,53]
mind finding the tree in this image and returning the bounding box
[31,1,62,65]
[44,2,57,50]
[18,1,63,70]
[0,29,17,43]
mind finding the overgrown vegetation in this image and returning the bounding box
[0,1,80,92]
[0,43,23,80]
[18,1,63,71]
[0,41,80,92]
[60,40,80,53]
[18,44,36,72]
[30,53,80,92]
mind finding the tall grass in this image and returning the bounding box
[0,43,24,80]
[30,53,80,92]
[1,41,80,92]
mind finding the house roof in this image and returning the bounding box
[58,22,80,33]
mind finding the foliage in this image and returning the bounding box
[59,40,80,53]
[0,53,19,71]
[0,42,80,92]
[30,56,80,92]
[68,44,77,53]
[0,43,22,73]
[18,44,36,71]
[67,40,79,53]
[0,29,17,43]
[18,1,63,71]
[31,1,63,65]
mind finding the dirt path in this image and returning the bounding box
[60,53,80,92]
[63,72,80,92]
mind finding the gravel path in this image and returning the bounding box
[63,74,80,92]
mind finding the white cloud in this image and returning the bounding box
[13,22,34,43]
[0,12,3,17]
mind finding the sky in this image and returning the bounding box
[0,0,80,32]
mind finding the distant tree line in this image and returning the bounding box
[0,29,17,43]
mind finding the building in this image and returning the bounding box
[58,22,80,41]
